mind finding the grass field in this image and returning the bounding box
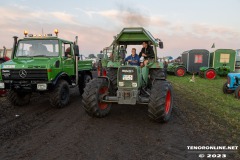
[167,74,240,146]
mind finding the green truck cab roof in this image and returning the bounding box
[22,36,73,44]
[111,27,160,46]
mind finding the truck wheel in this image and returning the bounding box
[148,80,173,122]
[49,80,70,108]
[107,68,117,93]
[8,90,31,106]
[223,82,234,94]
[79,74,92,95]
[174,67,186,77]
[234,86,240,99]
[82,78,111,118]
[204,69,216,80]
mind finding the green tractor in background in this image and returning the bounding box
[199,49,236,79]
[82,27,174,122]
[96,46,113,76]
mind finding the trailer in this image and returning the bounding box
[167,49,209,76]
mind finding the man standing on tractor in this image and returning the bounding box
[139,41,155,66]
[125,48,140,66]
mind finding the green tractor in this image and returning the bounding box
[199,49,236,79]
[82,27,174,122]
[97,46,113,76]
[0,30,93,108]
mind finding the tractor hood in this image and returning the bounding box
[0,58,58,69]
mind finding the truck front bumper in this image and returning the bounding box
[0,80,54,92]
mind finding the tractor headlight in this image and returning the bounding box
[132,82,137,87]
[119,81,124,87]
[37,83,47,90]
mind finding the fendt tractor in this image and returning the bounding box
[82,27,174,123]
[199,49,236,80]
[0,30,92,108]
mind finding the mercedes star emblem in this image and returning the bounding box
[19,70,27,78]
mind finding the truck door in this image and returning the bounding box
[62,42,74,76]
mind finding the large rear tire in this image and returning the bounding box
[204,69,216,80]
[8,90,31,106]
[174,67,186,77]
[223,82,234,94]
[49,80,70,108]
[148,80,173,122]
[82,78,112,118]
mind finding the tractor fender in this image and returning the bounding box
[52,72,72,86]
[201,67,215,72]
[97,76,111,89]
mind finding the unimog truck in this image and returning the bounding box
[82,27,174,123]
[0,30,92,108]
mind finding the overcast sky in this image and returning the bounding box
[0,0,239,58]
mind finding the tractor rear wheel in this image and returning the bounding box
[8,90,31,106]
[148,80,173,122]
[49,80,70,108]
[223,82,234,94]
[82,78,112,118]
[107,68,118,93]
[204,69,216,80]
[234,86,240,99]
[174,67,186,77]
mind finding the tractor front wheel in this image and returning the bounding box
[204,69,216,80]
[223,82,234,94]
[174,67,186,77]
[148,80,173,122]
[82,78,112,118]
[234,86,240,99]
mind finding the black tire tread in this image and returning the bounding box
[82,78,111,118]
[148,80,173,122]
[49,80,70,108]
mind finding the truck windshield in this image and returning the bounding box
[15,40,59,57]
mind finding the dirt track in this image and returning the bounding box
[0,76,238,160]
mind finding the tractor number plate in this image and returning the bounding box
[122,75,133,80]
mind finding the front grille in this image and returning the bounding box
[2,69,48,80]
[118,67,137,81]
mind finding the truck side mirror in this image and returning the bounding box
[159,42,163,49]
[74,45,79,56]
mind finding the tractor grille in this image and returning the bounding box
[118,67,137,81]
[1,69,48,80]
